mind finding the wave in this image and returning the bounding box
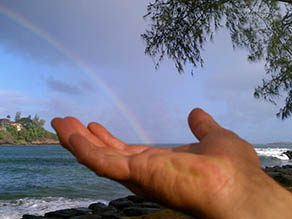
[0,197,107,219]
[255,148,290,161]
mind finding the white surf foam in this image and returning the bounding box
[255,148,290,161]
[0,197,108,219]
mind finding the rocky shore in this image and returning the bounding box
[30,139,60,145]
[22,195,193,219]
[21,165,292,219]
[264,165,292,191]
[0,139,59,146]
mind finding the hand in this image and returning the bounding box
[51,108,292,218]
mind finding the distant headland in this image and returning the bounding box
[266,142,292,146]
[0,112,59,145]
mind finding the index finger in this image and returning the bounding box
[51,117,106,153]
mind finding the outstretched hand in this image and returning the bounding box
[51,108,292,218]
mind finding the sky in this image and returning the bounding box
[0,0,291,144]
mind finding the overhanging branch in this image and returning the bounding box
[277,0,292,4]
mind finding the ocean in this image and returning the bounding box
[0,144,292,219]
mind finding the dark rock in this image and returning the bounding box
[88,204,121,218]
[123,206,160,217]
[22,196,168,219]
[70,215,102,219]
[100,210,122,219]
[126,195,148,203]
[88,202,108,213]
[274,174,292,186]
[22,215,48,219]
[44,208,93,218]
[135,202,163,209]
[74,208,93,215]
[264,164,292,187]
[264,166,275,172]
[272,166,281,171]
[108,197,134,210]
[89,203,118,216]
[267,172,292,187]
[44,209,77,218]
[283,151,292,160]
[282,165,292,169]
[133,209,194,219]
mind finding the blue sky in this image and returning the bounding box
[0,0,291,144]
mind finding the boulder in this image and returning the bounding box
[135,202,163,209]
[264,165,292,187]
[44,208,93,218]
[70,215,102,219]
[22,215,49,219]
[22,195,178,219]
[121,209,194,219]
[109,197,134,210]
[100,210,122,219]
[123,206,160,217]
[281,165,292,169]
[125,195,148,204]
[88,202,108,213]
[283,151,292,160]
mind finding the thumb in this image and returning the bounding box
[188,108,222,141]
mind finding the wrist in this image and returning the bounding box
[235,169,292,219]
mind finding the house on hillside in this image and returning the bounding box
[0,119,10,130]
[0,119,23,131]
[10,122,23,131]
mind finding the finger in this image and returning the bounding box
[188,108,222,141]
[51,117,106,153]
[51,117,75,152]
[69,133,130,180]
[88,122,126,149]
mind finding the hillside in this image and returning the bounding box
[0,113,59,145]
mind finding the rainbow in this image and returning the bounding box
[0,5,152,145]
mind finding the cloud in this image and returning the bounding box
[46,76,97,96]
[46,77,83,95]
[79,80,95,92]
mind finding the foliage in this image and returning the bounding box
[6,125,18,138]
[142,0,292,119]
[0,113,58,144]
[32,114,45,128]
[0,130,5,139]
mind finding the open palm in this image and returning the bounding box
[52,108,267,218]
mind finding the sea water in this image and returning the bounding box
[0,144,292,218]
[0,146,131,219]
[255,143,292,167]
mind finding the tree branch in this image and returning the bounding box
[277,0,292,4]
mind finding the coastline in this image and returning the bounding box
[0,140,60,146]
[21,195,192,219]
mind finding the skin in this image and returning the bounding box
[51,108,292,218]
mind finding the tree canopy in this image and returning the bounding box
[142,0,292,119]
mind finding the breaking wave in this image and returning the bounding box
[0,197,107,219]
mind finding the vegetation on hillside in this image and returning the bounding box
[0,112,58,145]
